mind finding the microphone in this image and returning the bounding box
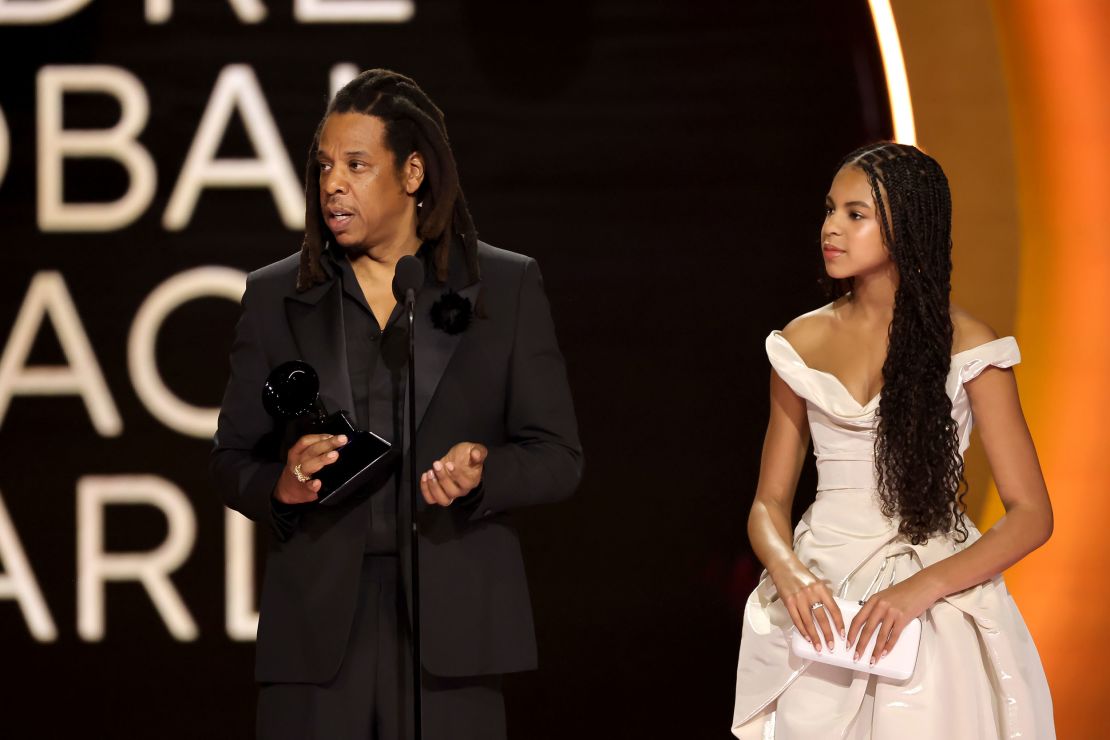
[392,254,424,305]
[393,251,425,739]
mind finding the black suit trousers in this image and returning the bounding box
[256,555,506,740]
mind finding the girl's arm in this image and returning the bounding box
[749,369,846,651]
[848,364,1053,663]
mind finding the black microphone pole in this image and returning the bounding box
[406,282,422,740]
[393,255,424,740]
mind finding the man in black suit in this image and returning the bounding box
[210,69,582,739]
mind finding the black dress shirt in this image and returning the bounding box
[327,247,407,554]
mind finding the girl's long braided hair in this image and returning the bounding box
[297,69,480,292]
[834,142,968,545]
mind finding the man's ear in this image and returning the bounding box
[404,151,425,195]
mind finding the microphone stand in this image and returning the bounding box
[405,286,422,740]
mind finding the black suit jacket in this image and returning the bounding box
[210,241,582,683]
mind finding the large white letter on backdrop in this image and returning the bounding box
[37,65,156,232]
[0,490,57,642]
[0,0,91,23]
[77,475,198,641]
[0,104,9,189]
[145,0,266,24]
[128,266,246,438]
[0,272,122,436]
[163,64,303,231]
[330,63,359,99]
[225,509,258,640]
[295,0,413,23]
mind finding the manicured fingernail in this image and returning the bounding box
[429,469,437,480]
[869,657,876,666]
[433,461,443,471]
[446,462,455,473]
[337,435,347,444]
[881,650,888,658]
[827,641,834,650]
[853,652,860,661]
[840,629,846,639]
[328,451,338,458]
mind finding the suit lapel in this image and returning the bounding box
[284,278,357,418]
[411,279,481,438]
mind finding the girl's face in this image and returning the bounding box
[821,165,891,281]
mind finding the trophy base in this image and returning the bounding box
[315,423,394,506]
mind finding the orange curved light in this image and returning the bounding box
[990,1,1110,736]
[868,0,916,145]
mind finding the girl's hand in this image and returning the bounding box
[847,572,937,665]
[771,563,845,653]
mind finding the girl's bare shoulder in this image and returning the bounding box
[780,300,843,356]
[951,305,999,354]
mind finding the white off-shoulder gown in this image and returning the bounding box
[731,331,1055,739]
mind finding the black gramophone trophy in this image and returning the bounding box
[262,360,393,506]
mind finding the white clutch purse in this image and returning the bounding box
[789,595,921,681]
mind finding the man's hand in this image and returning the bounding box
[274,433,347,505]
[420,442,488,507]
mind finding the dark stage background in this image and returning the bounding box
[0,2,890,737]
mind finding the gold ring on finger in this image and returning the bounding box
[293,463,311,484]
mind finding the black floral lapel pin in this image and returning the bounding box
[430,290,473,335]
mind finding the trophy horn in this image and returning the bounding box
[262,360,326,420]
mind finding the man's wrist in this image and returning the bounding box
[457,480,485,508]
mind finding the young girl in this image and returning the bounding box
[731,143,1055,739]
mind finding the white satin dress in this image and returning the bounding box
[731,330,1055,739]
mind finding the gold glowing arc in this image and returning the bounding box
[868,0,916,145]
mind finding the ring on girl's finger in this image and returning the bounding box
[293,463,310,484]
[810,602,826,612]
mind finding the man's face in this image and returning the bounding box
[316,112,420,253]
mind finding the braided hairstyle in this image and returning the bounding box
[835,142,968,545]
[297,69,480,292]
